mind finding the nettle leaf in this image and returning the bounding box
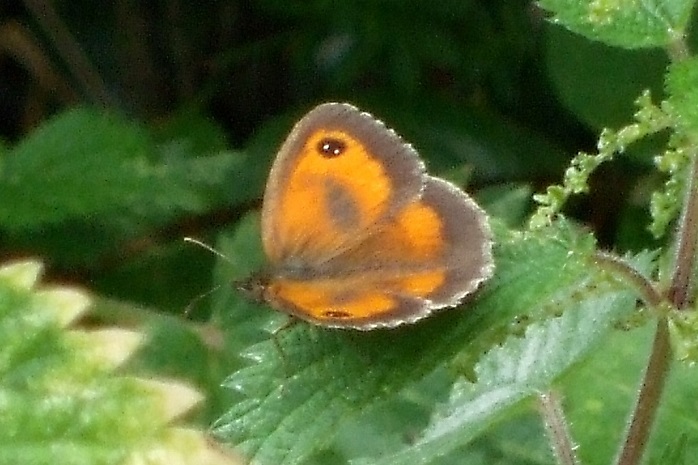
[0,260,239,465]
[538,0,694,49]
[212,219,646,465]
[362,254,654,465]
[666,57,698,133]
[0,108,244,229]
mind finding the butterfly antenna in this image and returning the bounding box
[182,237,233,318]
[183,237,234,265]
[184,284,222,318]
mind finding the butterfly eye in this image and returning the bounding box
[317,137,346,158]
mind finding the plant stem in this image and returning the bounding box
[538,391,580,465]
[667,35,691,63]
[592,252,663,309]
[615,148,698,465]
[668,151,698,309]
[614,318,671,465]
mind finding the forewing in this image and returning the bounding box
[260,103,425,265]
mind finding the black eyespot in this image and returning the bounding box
[323,310,352,319]
[317,138,346,158]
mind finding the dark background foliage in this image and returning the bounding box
[2,1,667,314]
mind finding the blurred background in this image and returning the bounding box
[0,1,670,313]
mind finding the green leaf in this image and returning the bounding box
[665,57,698,134]
[476,183,533,228]
[545,25,667,129]
[563,321,698,464]
[0,260,226,465]
[0,108,245,229]
[212,219,645,465]
[651,434,689,465]
[538,0,694,49]
[153,109,229,155]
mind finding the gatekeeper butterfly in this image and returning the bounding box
[238,103,494,329]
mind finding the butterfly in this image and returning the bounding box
[238,103,494,329]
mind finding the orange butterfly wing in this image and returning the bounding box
[256,103,493,329]
[261,103,424,264]
[263,176,493,328]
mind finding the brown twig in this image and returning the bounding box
[613,33,697,464]
[593,252,664,309]
[615,318,671,465]
[666,149,698,309]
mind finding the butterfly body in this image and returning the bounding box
[240,103,494,330]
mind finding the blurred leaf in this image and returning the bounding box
[257,1,502,97]
[0,107,255,277]
[545,25,667,129]
[0,108,244,229]
[93,297,237,426]
[538,0,694,49]
[0,260,236,465]
[651,434,689,465]
[477,183,533,228]
[153,109,230,155]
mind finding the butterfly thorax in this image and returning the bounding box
[235,271,271,304]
